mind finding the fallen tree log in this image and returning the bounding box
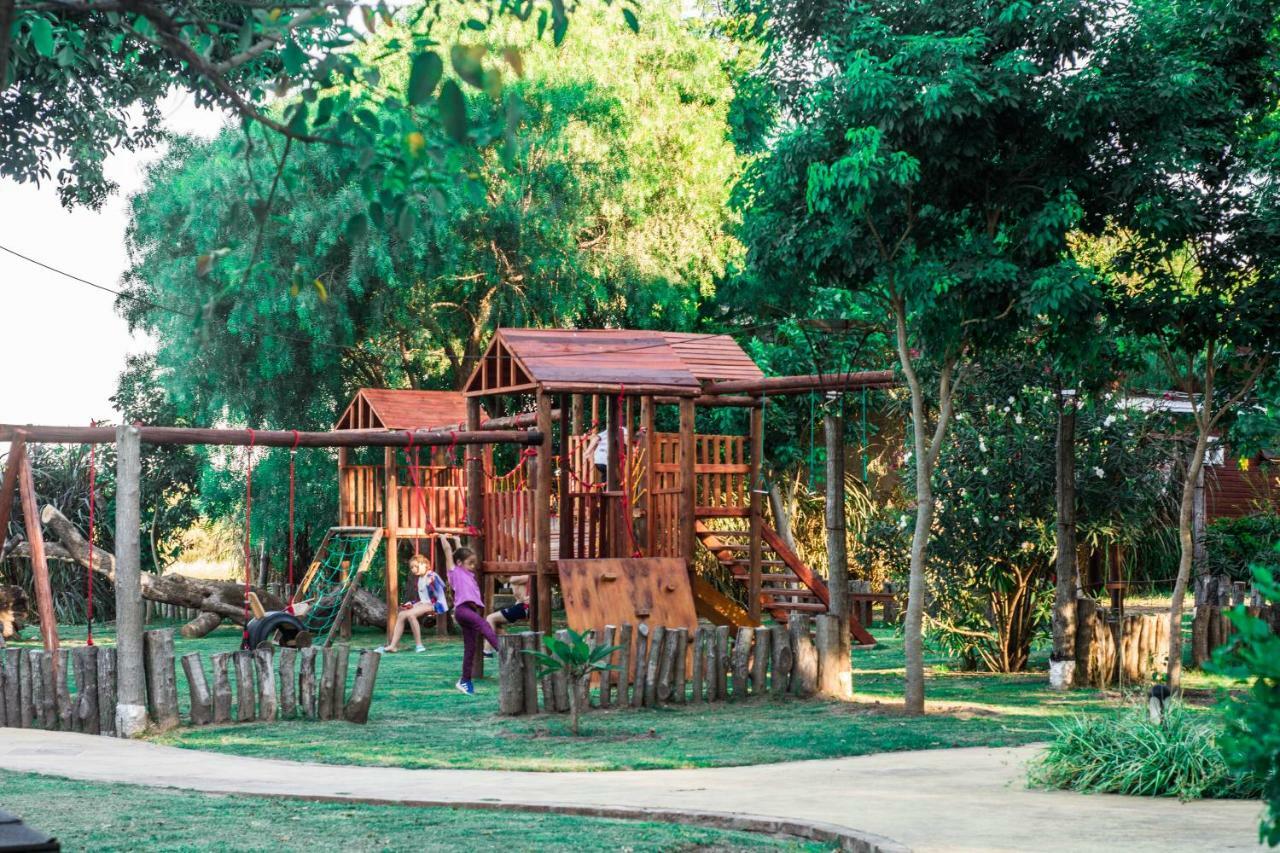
[38,506,388,630]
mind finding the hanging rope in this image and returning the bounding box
[615,388,642,558]
[287,430,300,592]
[402,429,439,542]
[241,428,256,646]
[86,420,96,646]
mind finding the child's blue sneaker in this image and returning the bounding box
[455,679,475,695]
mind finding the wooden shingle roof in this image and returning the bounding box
[335,389,470,430]
[463,328,763,396]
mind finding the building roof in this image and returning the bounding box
[335,389,470,430]
[463,328,764,396]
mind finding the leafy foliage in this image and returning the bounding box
[1212,565,1280,845]
[525,627,619,735]
[1205,515,1280,583]
[1029,703,1264,801]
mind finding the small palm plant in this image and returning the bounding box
[524,629,620,736]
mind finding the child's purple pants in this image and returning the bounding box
[455,603,500,682]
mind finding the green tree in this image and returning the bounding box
[734,0,1102,713]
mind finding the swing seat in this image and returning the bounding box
[246,611,313,650]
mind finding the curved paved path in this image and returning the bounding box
[0,729,1264,852]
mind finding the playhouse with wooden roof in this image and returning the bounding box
[336,328,892,644]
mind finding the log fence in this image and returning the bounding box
[1191,573,1279,667]
[0,628,381,733]
[497,614,845,715]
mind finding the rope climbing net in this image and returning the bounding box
[291,527,381,642]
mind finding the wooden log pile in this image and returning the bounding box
[1191,574,1279,668]
[497,614,846,715]
[0,629,382,734]
[1073,599,1170,688]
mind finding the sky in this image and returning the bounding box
[0,94,226,431]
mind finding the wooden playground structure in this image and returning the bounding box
[334,328,893,644]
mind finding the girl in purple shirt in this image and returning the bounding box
[447,546,499,695]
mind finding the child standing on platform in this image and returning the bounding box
[447,545,499,695]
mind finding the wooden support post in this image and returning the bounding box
[615,623,633,708]
[752,626,771,696]
[74,646,100,734]
[790,615,817,697]
[641,396,656,556]
[644,624,665,707]
[96,646,118,736]
[657,627,679,704]
[671,626,688,704]
[465,396,484,555]
[816,614,848,698]
[631,623,649,707]
[343,649,380,724]
[598,625,616,708]
[337,447,348,526]
[114,424,147,737]
[17,453,58,659]
[234,650,256,722]
[770,624,792,697]
[497,634,525,715]
[732,626,754,699]
[254,645,278,722]
[558,396,572,561]
[521,631,542,715]
[748,403,764,622]
[278,647,298,718]
[384,446,399,643]
[678,399,697,566]
[2,648,18,725]
[689,626,704,702]
[715,625,731,700]
[0,433,25,555]
[144,629,179,731]
[51,650,69,730]
[298,647,318,719]
[533,393,554,632]
[211,652,232,723]
[181,652,213,726]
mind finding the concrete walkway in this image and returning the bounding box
[0,729,1264,852]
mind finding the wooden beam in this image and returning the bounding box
[534,392,554,632]
[465,398,484,558]
[678,398,696,565]
[653,395,761,408]
[17,452,58,659]
[0,433,26,552]
[114,424,147,737]
[641,395,655,557]
[0,424,543,448]
[383,446,398,642]
[479,410,561,430]
[558,396,571,561]
[748,404,764,623]
[702,371,896,396]
[606,392,622,557]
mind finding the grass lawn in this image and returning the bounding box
[11,617,1234,772]
[2,771,821,852]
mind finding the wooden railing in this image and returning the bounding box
[483,487,534,564]
[397,465,467,533]
[339,465,384,527]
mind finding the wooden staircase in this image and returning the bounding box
[694,520,875,645]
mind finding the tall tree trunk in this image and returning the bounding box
[1050,393,1078,688]
[1167,431,1209,690]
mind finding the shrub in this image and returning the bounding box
[1028,703,1264,800]
[1211,564,1280,845]
[1204,514,1280,582]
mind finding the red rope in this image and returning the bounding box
[616,390,642,557]
[86,420,96,646]
[287,430,299,590]
[403,430,437,538]
[242,429,255,645]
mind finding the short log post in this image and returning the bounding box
[815,614,848,698]
[689,627,704,702]
[731,626,753,699]
[53,649,71,731]
[714,625,731,700]
[614,623,633,707]
[751,626,771,696]
[73,646,100,734]
[770,624,793,697]
[180,653,213,726]
[298,647,318,719]
[521,632,542,715]
[702,626,719,700]
[18,649,35,727]
[97,646,118,736]
[27,651,47,728]
[670,627,688,704]
[631,624,650,707]
[318,646,338,721]
[234,650,257,722]
[790,615,817,697]
[498,634,525,715]
[0,650,8,727]
[644,625,666,707]
[343,649,380,724]
[3,648,20,725]
[657,628,679,704]
[278,647,298,718]
[210,653,233,723]
[143,629,180,731]
[254,646,278,723]
[332,644,350,708]
[548,630,569,713]
[597,625,617,709]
